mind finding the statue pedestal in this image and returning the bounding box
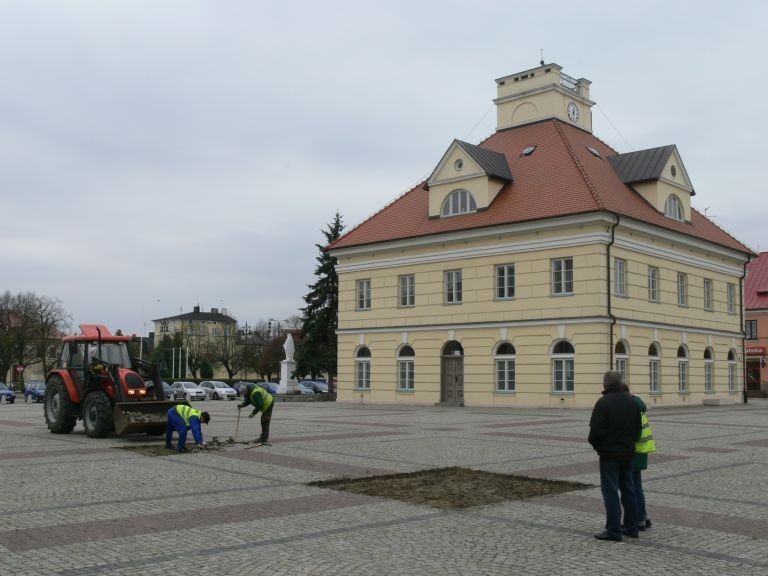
[277,359,299,394]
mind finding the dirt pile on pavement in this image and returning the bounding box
[309,466,591,509]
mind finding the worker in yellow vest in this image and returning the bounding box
[625,384,656,532]
[238,383,274,444]
[165,404,211,452]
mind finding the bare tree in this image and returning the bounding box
[33,295,70,375]
[214,322,245,379]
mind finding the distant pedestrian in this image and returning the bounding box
[588,370,642,541]
[238,383,274,444]
[626,384,656,532]
[165,404,210,452]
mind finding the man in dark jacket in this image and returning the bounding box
[589,370,642,541]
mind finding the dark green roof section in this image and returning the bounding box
[608,145,676,184]
[456,140,513,182]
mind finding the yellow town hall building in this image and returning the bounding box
[329,63,753,408]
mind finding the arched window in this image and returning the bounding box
[677,345,688,393]
[665,194,684,221]
[398,345,415,391]
[648,343,661,394]
[728,349,737,392]
[495,342,516,392]
[355,346,371,390]
[704,347,715,393]
[614,340,629,386]
[551,340,575,393]
[441,189,477,217]
[442,341,464,356]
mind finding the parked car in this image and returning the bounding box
[254,381,279,395]
[24,380,46,402]
[199,380,237,400]
[232,381,253,397]
[171,381,207,402]
[296,382,315,395]
[300,380,329,393]
[161,381,174,400]
[0,382,16,403]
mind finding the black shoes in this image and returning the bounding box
[621,529,639,538]
[594,531,622,542]
[165,444,173,449]
[177,447,187,453]
[645,519,652,529]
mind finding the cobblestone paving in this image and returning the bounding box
[2,399,768,575]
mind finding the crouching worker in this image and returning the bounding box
[166,404,210,452]
[238,383,274,443]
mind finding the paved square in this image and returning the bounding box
[2,399,768,575]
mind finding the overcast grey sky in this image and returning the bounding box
[1,1,765,336]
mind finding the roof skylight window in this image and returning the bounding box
[520,145,537,157]
[587,146,602,159]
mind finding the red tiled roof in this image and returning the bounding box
[331,120,752,254]
[746,252,768,310]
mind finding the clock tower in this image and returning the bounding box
[494,63,594,132]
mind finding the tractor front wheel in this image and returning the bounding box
[82,392,114,438]
[44,377,78,434]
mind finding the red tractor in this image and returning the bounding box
[44,324,185,437]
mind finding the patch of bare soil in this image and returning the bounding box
[114,437,235,457]
[309,467,591,509]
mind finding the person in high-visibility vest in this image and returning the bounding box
[626,384,656,532]
[165,404,211,452]
[237,383,274,443]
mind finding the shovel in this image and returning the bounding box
[234,408,241,443]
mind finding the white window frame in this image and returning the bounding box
[495,343,516,392]
[648,266,660,303]
[552,258,574,296]
[551,341,575,393]
[677,346,688,393]
[444,269,463,304]
[399,274,415,307]
[355,349,371,390]
[703,278,714,311]
[665,194,684,221]
[649,344,660,394]
[356,279,371,310]
[728,351,737,392]
[398,359,414,391]
[746,320,757,340]
[614,258,627,297]
[496,264,515,300]
[677,272,687,306]
[727,283,736,315]
[441,189,477,217]
[704,355,714,393]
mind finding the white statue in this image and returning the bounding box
[283,333,295,362]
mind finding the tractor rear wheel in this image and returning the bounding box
[82,392,114,438]
[44,377,78,434]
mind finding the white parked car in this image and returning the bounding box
[199,380,237,400]
[171,381,207,402]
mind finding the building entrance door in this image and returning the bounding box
[440,341,464,405]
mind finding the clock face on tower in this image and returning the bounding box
[567,101,580,123]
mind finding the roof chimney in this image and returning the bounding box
[193,306,200,314]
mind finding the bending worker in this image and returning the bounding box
[238,382,274,443]
[166,404,210,452]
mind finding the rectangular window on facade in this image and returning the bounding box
[356,279,371,310]
[399,274,415,307]
[615,259,627,297]
[445,270,463,304]
[705,362,714,393]
[356,361,371,389]
[398,360,414,390]
[677,272,687,306]
[496,360,515,391]
[648,266,660,302]
[552,258,574,295]
[727,283,736,314]
[615,358,627,386]
[649,359,660,393]
[703,278,714,311]
[728,363,736,392]
[496,264,515,299]
[553,358,574,392]
[746,319,757,339]
[678,361,688,392]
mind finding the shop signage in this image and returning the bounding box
[746,346,766,356]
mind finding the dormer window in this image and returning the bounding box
[441,189,477,217]
[664,194,684,221]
